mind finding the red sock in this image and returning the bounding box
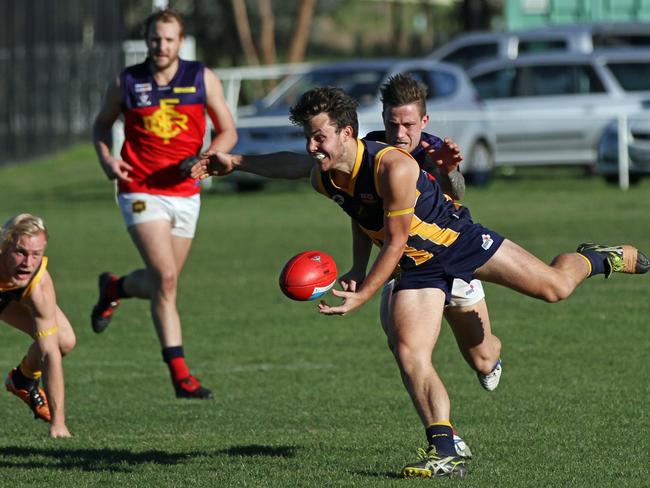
[168,357,190,382]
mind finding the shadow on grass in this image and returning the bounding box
[355,470,402,480]
[0,444,298,472]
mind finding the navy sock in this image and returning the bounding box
[116,277,131,298]
[425,423,456,457]
[162,346,184,363]
[12,365,37,390]
[579,251,608,277]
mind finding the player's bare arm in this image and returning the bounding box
[193,151,314,180]
[24,271,71,438]
[421,138,465,199]
[203,68,238,153]
[92,77,133,182]
[319,152,416,315]
[338,220,373,292]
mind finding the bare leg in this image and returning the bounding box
[388,288,449,426]
[475,239,591,302]
[124,220,192,347]
[445,299,501,376]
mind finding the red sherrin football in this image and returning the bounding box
[279,250,338,301]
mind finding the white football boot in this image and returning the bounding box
[477,359,502,391]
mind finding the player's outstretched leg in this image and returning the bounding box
[91,272,121,333]
[577,243,650,278]
[4,368,51,422]
[402,445,467,479]
[477,359,502,391]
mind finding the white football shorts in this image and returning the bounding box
[383,277,485,308]
[447,278,485,308]
[117,192,201,238]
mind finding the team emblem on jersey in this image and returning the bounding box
[481,234,494,250]
[137,93,152,107]
[360,193,377,203]
[143,98,189,143]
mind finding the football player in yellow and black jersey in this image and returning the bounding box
[189,87,649,479]
[0,214,76,438]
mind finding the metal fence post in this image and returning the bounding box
[617,113,629,191]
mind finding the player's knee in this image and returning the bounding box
[152,269,178,294]
[393,342,430,375]
[59,329,77,356]
[539,283,572,303]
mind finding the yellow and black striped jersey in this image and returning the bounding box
[316,139,472,269]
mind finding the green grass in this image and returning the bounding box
[0,145,649,487]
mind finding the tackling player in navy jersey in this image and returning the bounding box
[189,87,649,479]
[365,74,502,398]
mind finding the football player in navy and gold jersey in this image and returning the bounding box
[1,214,76,438]
[92,9,237,399]
[190,87,649,478]
[366,74,503,398]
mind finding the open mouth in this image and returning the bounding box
[312,152,326,162]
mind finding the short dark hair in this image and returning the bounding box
[380,74,427,117]
[289,87,359,137]
[143,8,186,39]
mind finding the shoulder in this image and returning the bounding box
[379,146,419,174]
[22,268,56,313]
[363,130,386,143]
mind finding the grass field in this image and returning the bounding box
[0,144,648,487]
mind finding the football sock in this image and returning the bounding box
[577,251,607,277]
[162,346,190,382]
[426,421,456,457]
[115,276,131,299]
[14,358,40,390]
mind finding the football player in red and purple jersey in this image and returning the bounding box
[92,8,237,399]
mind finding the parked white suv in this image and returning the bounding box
[466,50,650,170]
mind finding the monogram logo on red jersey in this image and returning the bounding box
[143,98,189,144]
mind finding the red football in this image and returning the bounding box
[279,250,338,301]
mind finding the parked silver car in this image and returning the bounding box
[467,50,650,170]
[597,112,650,184]
[428,22,650,69]
[231,58,496,189]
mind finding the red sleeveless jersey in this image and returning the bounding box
[119,59,206,196]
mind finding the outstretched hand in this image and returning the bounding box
[318,288,367,316]
[421,138,463,175]
[186,152,236,180]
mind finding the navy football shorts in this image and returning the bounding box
[393,223,504,303]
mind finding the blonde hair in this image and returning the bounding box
[0,214,48,251]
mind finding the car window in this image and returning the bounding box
[441,42,499,69]
[267,69,387,109]
[514,64,605,96]
[593,34,650,49]
[605,61,650,92]
[471,67,516,99]
[407,69,457,99]
[518,39,568,54]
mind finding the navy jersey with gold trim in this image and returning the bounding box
[315,139,472,269]
[0,257,48,313]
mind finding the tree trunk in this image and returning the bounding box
[257,0,277,65]
[230,0,259,65]
[286,0,316,64]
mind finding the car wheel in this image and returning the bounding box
[604,174,641,185]
[464,141,494,186]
